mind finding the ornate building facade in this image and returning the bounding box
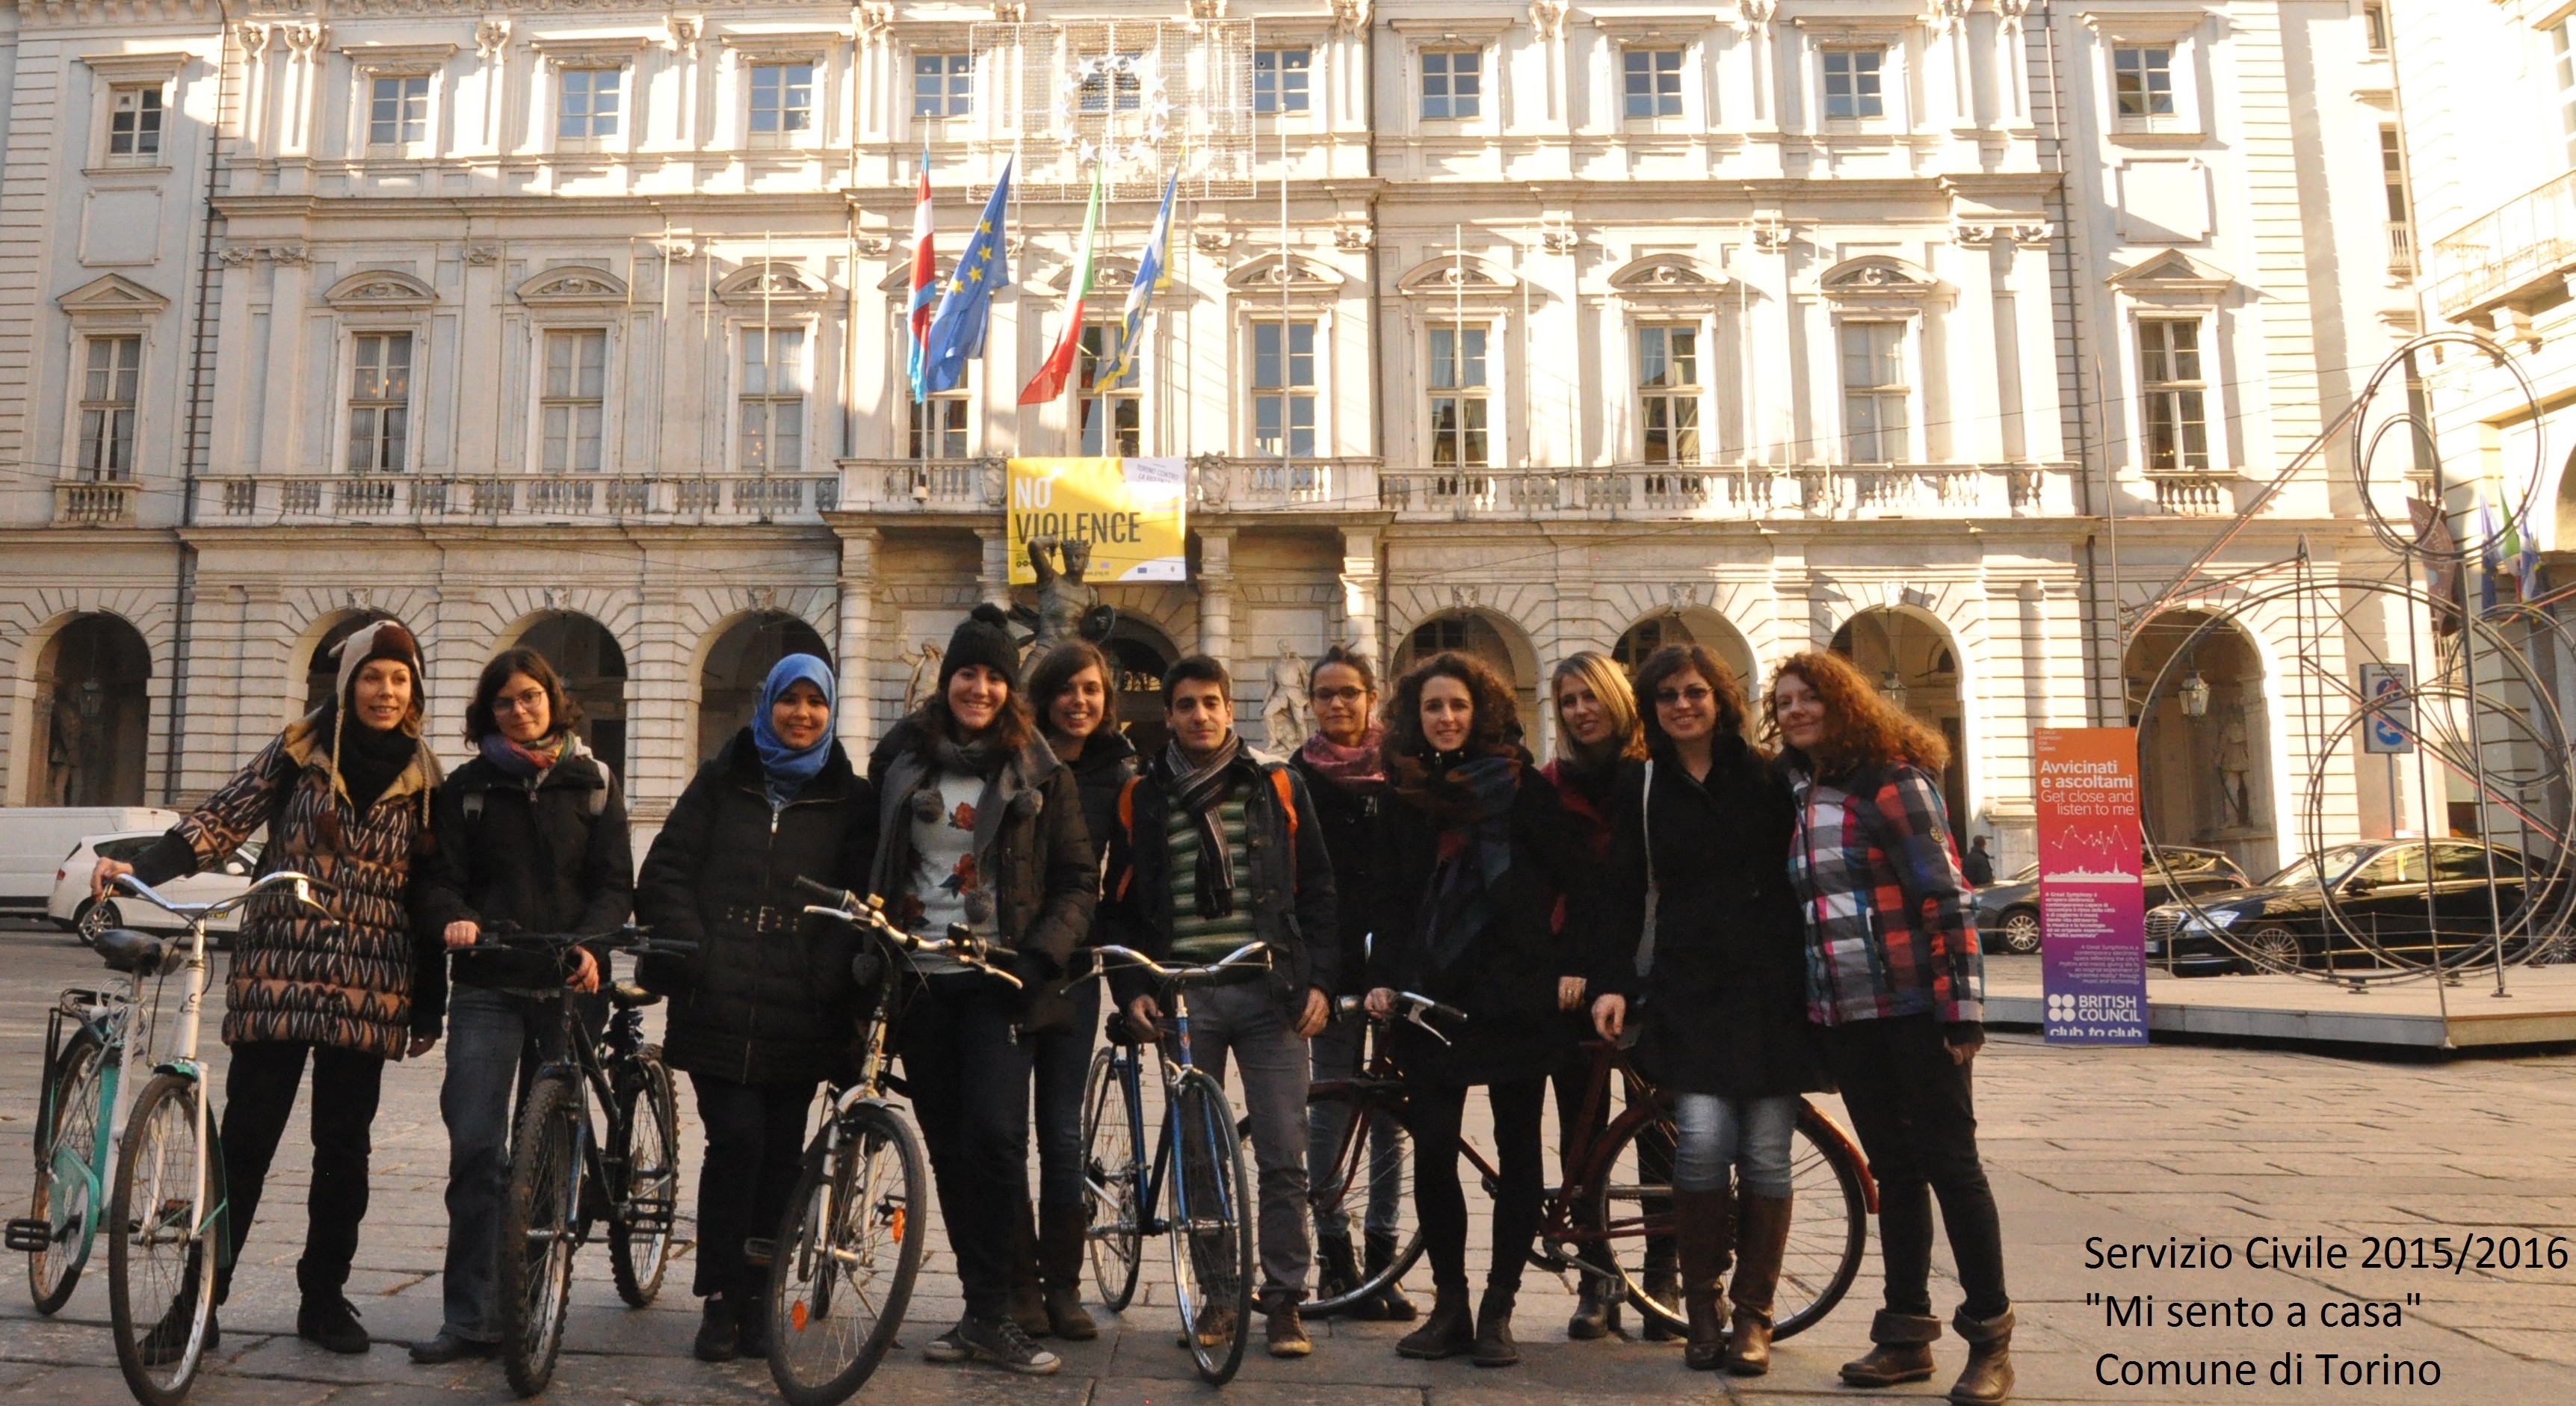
[0,0,2427,873]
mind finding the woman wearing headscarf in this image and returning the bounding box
[634,653,877,1364]
[866,605,1095,1376]
[89,620,440,1359]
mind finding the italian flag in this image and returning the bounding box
[1019,164,1105,406]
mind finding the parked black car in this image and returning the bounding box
[2144,839,2560,975]
[1974,845,2249,955]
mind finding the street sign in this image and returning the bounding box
[2360,663,2415,755]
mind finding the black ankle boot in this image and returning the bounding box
[1471,1286,1519,1367]
[694,1295,740,1363]
[1395,1287,1474,1360]
[1360,1230,1418,1322]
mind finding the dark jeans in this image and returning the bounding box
[688,1074,815,1301]
[214,1040,385,1304]
[435,987,575,1341]
[1822,1014,2010,1321]
[901,974,1033,1321]
[1179,981,1314,1304]
[1411,1076,1545,1301]
[1307,1017,1403,1241]
[1029,977,1099,1210]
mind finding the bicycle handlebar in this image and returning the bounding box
[1087,942,1276,987]
[114,869,328,923]
[469,922,695,959]
[1332,990,1468,1025]
[794,878,1023,989]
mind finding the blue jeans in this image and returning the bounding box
[1029,978,1099,1209]
[1306,1017,1403,1240]
[436,986,563,1340]
[1671,1093,1799,1198]
[1177,981,1313,1305]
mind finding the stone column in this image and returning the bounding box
[1337,527,1380,660]
[626,582,689,818]
[1196,528,1236,669]
[976,525,1013,609]
[835,528,880,757]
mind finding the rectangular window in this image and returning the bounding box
[1623,49,1684,119]
[1078,53,1143,114]
[1840,321,1907,463]
[1428,324,1489,468]
[2557,22,2576,168]
[78,336,140,481]
[556,69,621,144]
[368,75,430,147]
[1252,320,1316,458]
[909,392,969,460]
[1078,324,1143,456]
[750,63,815,138]
[541,329,608,472]
[348,331,413,472]
[2362,2,2388,54]
[912,52,972,118]
[1421,49,1481,120]
[1637,326,1700,465]
[108,86,164,160]
[739,326,806,471]
[1255,46,1312,114]
[2113,46,2175,120]
[1822,49,1884,120]
[2379,125,2410,224]
[2139,319,2210,473]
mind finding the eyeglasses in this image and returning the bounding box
[1313,686,1370,704]
[494,688,549,716]
[1655,686,1715,706]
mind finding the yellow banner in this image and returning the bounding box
[1005,457,1187,585]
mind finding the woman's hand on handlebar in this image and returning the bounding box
[445,920,480,951]
[91,857,135,901]
[1591,992,1627,1043]
[1127,993,1162,1037]
[1364,987,1396,1020]
[566,948,600,994]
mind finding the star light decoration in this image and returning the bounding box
[1054,52,1172,174]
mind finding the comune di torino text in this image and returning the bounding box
[2095,1354,2439,1388]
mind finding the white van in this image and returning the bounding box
[45,830,259,940]
[0,807,180,912]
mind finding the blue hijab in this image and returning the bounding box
[753,653,836,808]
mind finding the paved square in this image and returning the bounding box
[1,929,2569,1405]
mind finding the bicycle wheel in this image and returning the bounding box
[496,1076,584,1396]
[1300,1080,1421,1316]
[1078,1046,1145,1313]
[609,1049,680,1307]
[1584,1102,1871,1341]
[767,1102,926,1406]
[107,1073,218,1406]
[1167,1069,1253,1386]
[27,1028,107,1313]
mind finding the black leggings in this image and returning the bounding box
[1410,1076,1546,1300]
[1822,1014,2010,1321]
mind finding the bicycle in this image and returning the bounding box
[79,870,328,1406]
[772,878,1024,1405]
[1303,991,1874,1340]
[1078,940,1268,1386]
[467,922,691,1397]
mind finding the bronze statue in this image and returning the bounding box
[1016,535,1118,648]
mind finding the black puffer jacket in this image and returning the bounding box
[1368,750,1595,1087]
[634,730,878,1085]
[1596,735,1826,1100]
[411,740,633,1035]
[1288,752,1383,999]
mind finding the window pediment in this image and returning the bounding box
[80,51,191,84]
[1395,253,1516,300]
[719,29,838,64]
[1607,253,1729,300]
[529,34,652,69]
[718,259,829,306]
[2105,249,2235,303]
[325,269,436,310]
[58,272,170,319]
[1817,255,1946,305]
[341,42,457,77]
[516,265,630,306]
[1226,253,1344,296]
[877,256,947,295]
[1038,254,1143,296]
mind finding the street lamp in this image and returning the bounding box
[1878,667,1909,712]
[2179,670,2211,718]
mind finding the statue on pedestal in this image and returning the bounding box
[1015,535,1119,648]
[1263,641,1311,747]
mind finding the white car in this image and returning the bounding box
[46,830,263,944]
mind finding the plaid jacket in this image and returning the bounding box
[1787,760,1982,1026]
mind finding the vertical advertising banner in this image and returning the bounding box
[2034,727,2149,1045]
[1006,457,1188,584]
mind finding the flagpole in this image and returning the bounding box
[1280,73,1290,476]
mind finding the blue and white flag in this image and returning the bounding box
[919,158,1013,396]
[1099,171,1179,389]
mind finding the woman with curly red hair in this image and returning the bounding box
[1365,651,1595,1367]
[1768,650,2012,1405]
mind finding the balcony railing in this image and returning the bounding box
[2427,168,2576,317]
[194,472,841,525]
[1377,463,2066,521]
[2386,221,2416,278]
[2143,471,2234,517]
[832,456,1385,514]
[53,480,138,525]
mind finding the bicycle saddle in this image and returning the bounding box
[608,982,661,1009]
[95,928,182,976]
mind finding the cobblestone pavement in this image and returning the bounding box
[0,922,2570,1405]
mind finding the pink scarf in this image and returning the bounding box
[1297,724,1386,789]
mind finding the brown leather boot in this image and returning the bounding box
[1841,1310,1942,1387]
[1395,1286,1474,1360]
[1037,1203,1099,1341]
[1948,1307,2015,1405]
[1006,1201,1049,1336]
[1726,1192,1794,1375]
[1672,1186,1734,1371]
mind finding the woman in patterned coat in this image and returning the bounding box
[91,619,442,1360]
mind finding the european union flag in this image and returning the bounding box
[919,158,1013,396]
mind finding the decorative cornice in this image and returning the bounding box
[339,41,458,75]
[516,265,631,305]
[80,51,193,84]
[325,268,437,309]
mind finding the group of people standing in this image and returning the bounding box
[90,602,2016,1405]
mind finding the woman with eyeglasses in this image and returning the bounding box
[409,648,632,1366]
[1590,645,1822,1376]
[1768,650,2010,1405]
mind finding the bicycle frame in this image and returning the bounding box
[19,987,132,1276]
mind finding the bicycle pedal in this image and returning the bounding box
[743,1236,776,1268]
[4,1218,55,1253]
